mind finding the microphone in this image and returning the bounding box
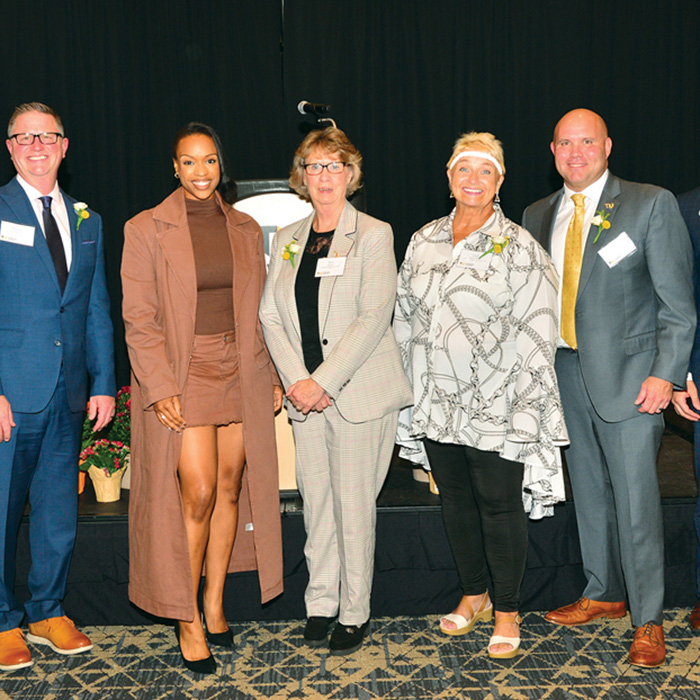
[297,100,332,116]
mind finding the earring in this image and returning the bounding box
[449,192,455,199]
[494,192,501,209]
[174,171,180,179]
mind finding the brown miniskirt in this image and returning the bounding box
[182,330,242,427]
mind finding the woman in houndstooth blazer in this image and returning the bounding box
[260,127,412,656]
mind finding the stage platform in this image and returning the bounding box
[14,416,698,626]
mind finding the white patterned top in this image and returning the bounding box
[394,208,568,518]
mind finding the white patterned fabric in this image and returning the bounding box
[394,208,568,518]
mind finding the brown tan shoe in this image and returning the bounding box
[690,600,700,630]
[0,628,33,672]
[628,622,665,667]
[545,597,627,626]
[27,616,93,655]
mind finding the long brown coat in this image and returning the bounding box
[121,188,283,621]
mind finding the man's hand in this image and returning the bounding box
[88,395,116,432]
[0,395,15,442]
[672,379,700,422]
[634,376,673,414]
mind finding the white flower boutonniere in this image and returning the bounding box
[73,202,90,231]
[591,202,614,243]
[282,240,301,267]
[480,233,509,258]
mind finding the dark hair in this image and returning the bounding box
[172,122,237,204]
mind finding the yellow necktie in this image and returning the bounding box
[561,193,586,349]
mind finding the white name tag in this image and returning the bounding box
[315,256,346,277]
[457,248,489,270]
[0,221,35,247]
[598,232,637,268]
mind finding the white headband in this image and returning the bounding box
[447,150,504,175]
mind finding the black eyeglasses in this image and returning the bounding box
[10,132,63,146]
[303,161,347,175]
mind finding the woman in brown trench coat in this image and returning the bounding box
[121,123,283,674]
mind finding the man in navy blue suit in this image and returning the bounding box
[672,185,700,630]
[0,103,115,671]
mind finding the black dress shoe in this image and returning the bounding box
[303,616,335,647]
[329,620,370,656]
[174,624,217,675]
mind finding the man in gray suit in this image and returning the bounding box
[522,108,695,667]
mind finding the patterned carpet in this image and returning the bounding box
[2,610,700,700]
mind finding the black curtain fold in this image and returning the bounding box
[1,0,699,384]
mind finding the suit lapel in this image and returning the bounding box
[540,191,563,254]
[153,189,197,321]
[1,179,61,294]
[282,214,313,342]
[62,190,80,298]
[578,174,621,299]
[318,202,357,334]
[225,197,256,325]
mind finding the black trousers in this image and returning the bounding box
[424,439,527,612]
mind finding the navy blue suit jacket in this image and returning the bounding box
[0,177,115,413]
[678,186,700,380]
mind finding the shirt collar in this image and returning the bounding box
[563,169,609,205]
[16,174,62,204]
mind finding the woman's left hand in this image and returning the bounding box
[286,378,327,414]
[273,385,284,413]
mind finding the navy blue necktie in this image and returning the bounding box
[39,195,68,293]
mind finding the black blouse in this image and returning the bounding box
[294,229,334,373]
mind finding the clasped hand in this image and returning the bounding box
[286,378,332,414]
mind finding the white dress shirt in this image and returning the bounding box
[16,175,72,269]
[550,170,609,347]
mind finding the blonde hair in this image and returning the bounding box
[289,127,363,201]
[446,132,505,175]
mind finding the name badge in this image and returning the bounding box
[457,248,489,270]
[598,232,636,268]
[0,221,35,247]
[315,256,346,277]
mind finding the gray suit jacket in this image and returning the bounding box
[522,173,695,422]
[260,201,412,423]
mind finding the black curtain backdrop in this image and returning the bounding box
[2,0,699,384]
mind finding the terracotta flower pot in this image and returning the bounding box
[87,465,124,503]
[78,470,86,495]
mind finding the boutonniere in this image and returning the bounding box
[480,233,509,258]
[282,240,301,267]
[591,202,614,243]
[73,202,90,231]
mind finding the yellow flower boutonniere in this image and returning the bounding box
[282,240,301,267]
[480,233,509,258]
[590,202,614,243]
[73,202,90,231]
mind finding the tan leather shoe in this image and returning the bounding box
[0,628,33,672]
[545,597,627,626]
[26,616,93,655]
[690,600,700,630]
[628,622,665,667]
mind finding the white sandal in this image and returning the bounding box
[488,613,522,659]
[439,593,493,636]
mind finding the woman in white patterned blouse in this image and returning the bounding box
[394,132,568,659]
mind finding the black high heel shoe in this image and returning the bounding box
[201,613,234,648]
[174,623,217,675]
